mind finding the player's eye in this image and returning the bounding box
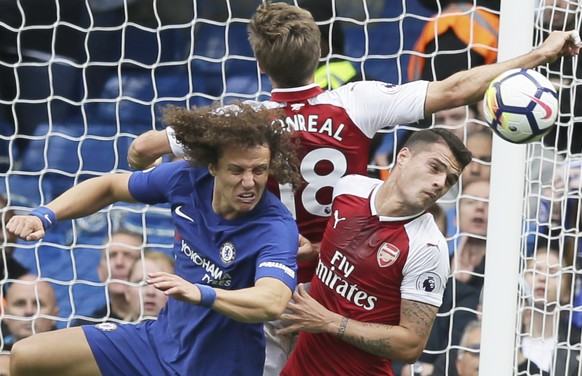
[253,166,267,175]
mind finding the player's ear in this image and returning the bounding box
[396,147,411,166]
[208,164,217,177]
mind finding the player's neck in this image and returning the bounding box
[374,179,422,217]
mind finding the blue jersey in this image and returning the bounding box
[121,161,297,375]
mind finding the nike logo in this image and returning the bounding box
[44,214,53,225]
[525,94,554,120]
[175,205,194,223]
[332,210,346,229]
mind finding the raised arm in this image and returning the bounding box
[147,273,292,323]
[425,30,581,115]
[127,129,174,170]
[6,174,135,241]
[277,284,438,364]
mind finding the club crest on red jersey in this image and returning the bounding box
[377,242,400,267]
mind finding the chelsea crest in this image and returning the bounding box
[220,242,236,264]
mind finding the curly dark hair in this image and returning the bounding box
[163,103,301,190]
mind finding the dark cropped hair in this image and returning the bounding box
[165,102,301,190]
[404,128,473,169]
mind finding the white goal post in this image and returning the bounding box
[480,0,533,374]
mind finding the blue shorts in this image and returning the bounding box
[83,321,173,376]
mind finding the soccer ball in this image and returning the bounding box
[482,68,558,144]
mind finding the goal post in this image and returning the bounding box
[479,0,534,374]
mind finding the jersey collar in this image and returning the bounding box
[270,83,323,103]
[369,182,425,222]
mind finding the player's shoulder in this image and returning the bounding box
[333,174,382,200]
[406,213,448,250]
[262,190,298,225]
[319,80,389,98]
[133,159,188,181]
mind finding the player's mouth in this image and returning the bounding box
[424,191,437,199]
[237,192,256,203]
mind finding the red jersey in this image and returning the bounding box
[169,81,429,282]
[264,81,429,282]
[281,175,450,375]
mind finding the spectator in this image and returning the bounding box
[520,240,581,375]
[409,0,499,132]
[537,0,582,155]
[0,274,59,375]
[73,229,142,326]
[1,274,59,351]
[451,320,481,376]
[438,121,492,212]
[427,203,448,236]
[460,130,492,189]
[124,250,175,323]
[0,195,27,280]
[409,1,499,83]
[413,319,547,376]
[451,179,490,289]
[433,104,485,142]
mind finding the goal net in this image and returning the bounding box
[0,1,580,374]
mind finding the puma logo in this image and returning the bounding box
[333,210,346,229]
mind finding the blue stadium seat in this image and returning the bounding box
[191,22,260,105]
[91,67,193,130]
[0,120,15,173]
[16,123,138,199]
[224,72,271,104]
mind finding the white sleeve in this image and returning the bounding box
[324,80,429,138]
[400,216,450,307]
[166,126,186,158]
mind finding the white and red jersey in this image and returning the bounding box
[281,174,450,376]
[169,81,429,282]
[264,81,428,282]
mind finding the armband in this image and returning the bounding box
[166,127,186,158]
[28,207,57,231]
[195,283,217,308]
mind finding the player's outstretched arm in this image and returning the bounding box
[277,284,437,364]
[128,129,175,170]
[6,174,135,242]
[425,30,582,115]
[148,273,292,323]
